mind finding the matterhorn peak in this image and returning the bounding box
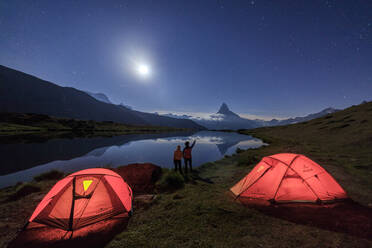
[218,103,230,114]
[217,103,241,118]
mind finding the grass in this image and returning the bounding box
[107,156,372,248]
[241,101,372,205]
[156,169,185,192]
[0,112,190,137]
[7,182,41,201]
[33,170,65,182]
[0,177,58,248]
[0,122,42,134]
[236,153,259,166]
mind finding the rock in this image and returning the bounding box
[114,163,162,195]
[135,194,156,203]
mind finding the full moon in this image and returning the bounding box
[137,64,150,77]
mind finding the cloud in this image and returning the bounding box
[239,113,288,121]
[153,110,288,121]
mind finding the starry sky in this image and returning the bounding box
[0,0,371,118]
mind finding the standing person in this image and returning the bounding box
[173,145,183,173]
[183,140,196,173]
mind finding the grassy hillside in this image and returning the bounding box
[0,102,371,248]
[241,101,372,204]
[0,112,189,137]
[105,101,372,248]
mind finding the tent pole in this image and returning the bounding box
[21,221,29,231]
[68,177,76,231]
[272,155,300,202]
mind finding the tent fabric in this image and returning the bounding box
[231,153,347,204]
[70,168,122,177]
[28,168,133,231]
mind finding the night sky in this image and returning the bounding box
[1,0,371,119]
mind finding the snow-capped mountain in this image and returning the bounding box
[261,107,339,127]
[85,91,113,104]
[161,103,339,130]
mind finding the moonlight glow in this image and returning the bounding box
[136,64,150,77]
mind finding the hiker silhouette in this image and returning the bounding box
[183,140,196,173]
[173,145,183,173]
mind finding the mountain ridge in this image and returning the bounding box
[217,103,241,118]
[85,91,112,104]
[162,103,339,130]
[0,65,205,130]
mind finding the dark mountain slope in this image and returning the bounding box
[0,65,145,125]
[134,111,205,130]
[85,91,113,104]
[0,65,204,129]
[262,107,339,126]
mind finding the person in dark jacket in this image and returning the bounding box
[183,140,196,173]
[173,145,183,173]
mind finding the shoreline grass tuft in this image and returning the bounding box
[33,170,65,182]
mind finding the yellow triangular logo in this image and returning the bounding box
[83,180,93,191]
[257,165,265,173]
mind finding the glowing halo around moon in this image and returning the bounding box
[137,64,150,76]
[133,63,151,79]
[119,47,154,81]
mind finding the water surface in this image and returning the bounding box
[0,131,266,187]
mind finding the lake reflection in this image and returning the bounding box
[0,131,266,187]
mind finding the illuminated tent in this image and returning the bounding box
[27,168,133,231]
[231,153,347,204]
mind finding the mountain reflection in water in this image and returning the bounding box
[0,131,266,187]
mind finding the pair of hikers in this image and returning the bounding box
[173,140,196,173]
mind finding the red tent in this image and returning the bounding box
[27,168,133,231]
[231,153,347,204]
